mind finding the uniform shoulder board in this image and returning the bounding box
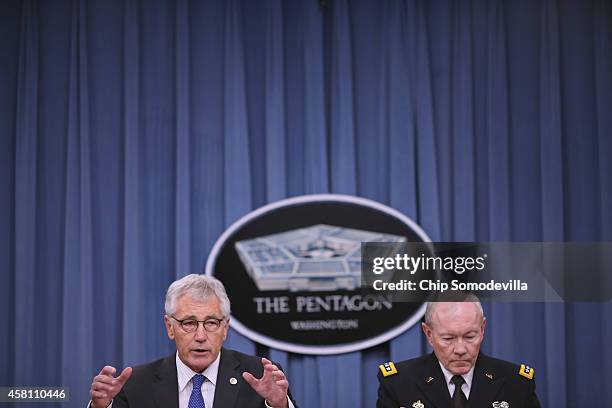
[379,361,398,377]
[518,364,534,380]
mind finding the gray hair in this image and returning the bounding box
[164,274,231,318]
[424,293,485,326]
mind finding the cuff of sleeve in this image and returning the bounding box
[87,401,113,408]
[264,396,294,408]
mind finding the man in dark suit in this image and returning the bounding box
[89,274,296,408]
[377,298,540,408]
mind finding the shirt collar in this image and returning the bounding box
[438,360,475,390]
[176,350,221,392]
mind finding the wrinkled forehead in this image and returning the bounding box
[430,302,483,328]
[174,294,222,316]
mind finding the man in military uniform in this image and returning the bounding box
[377,297,540,408]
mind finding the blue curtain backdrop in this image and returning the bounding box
[1,0,611,407]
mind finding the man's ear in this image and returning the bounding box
[422,322,434,347]
[481,317,487,337]
[164,315,175,340]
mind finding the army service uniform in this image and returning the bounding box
[377,353,540,408]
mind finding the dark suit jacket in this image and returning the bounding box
[112,348,294,408]
[377,353,540,408]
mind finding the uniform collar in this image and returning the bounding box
[438,360,475,393]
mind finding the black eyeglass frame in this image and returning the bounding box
[169,315,226,333]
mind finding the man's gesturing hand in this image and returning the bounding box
[242,358,289,408]
[90,366,132,408]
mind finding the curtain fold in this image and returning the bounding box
[593,2,612,400]
[264,0,287,203]
[264,0,290,377]
[302,0,329,194]
[222,0,256,356]
[14,0,39,385]
[2,1,611,406]
[174,0,191,278]
[324,2,363,406]
[189,2,224,270]
[594,0,612,241]
[487,0,511,242]
[60,0,94,396]
[0,0,19,386]
[540,0,564,242]
[121,0,147,367]
[450,0,476,241]
[385,0,417,218]
[223,0,252,225]
[412,0,442,241]
[539,2,567,406]
[382,0,425,366]
[329,0,357,196]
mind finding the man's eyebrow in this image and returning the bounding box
[177,314,222,320]
[176,314,198,320]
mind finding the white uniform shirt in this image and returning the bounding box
[439,362,475,399]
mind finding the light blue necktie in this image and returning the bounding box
[188,374,206,408]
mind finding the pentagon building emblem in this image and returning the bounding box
[206,194,430,355]
[235,224,406,292]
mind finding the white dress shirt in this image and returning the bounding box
[176,351,295,408]
[438,362,475,399]
[176,350,219,408]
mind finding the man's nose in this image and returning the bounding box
[194,324,208,341]
[453,339,467,355]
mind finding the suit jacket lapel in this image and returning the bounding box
[153,354,180,408]
[467,354,505,408]
[212,349,242,408]
[415,354,453,408]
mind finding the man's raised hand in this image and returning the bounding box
[242,358,289,408]
[89,366,132,408]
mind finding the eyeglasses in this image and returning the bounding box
[170,315,226,333]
